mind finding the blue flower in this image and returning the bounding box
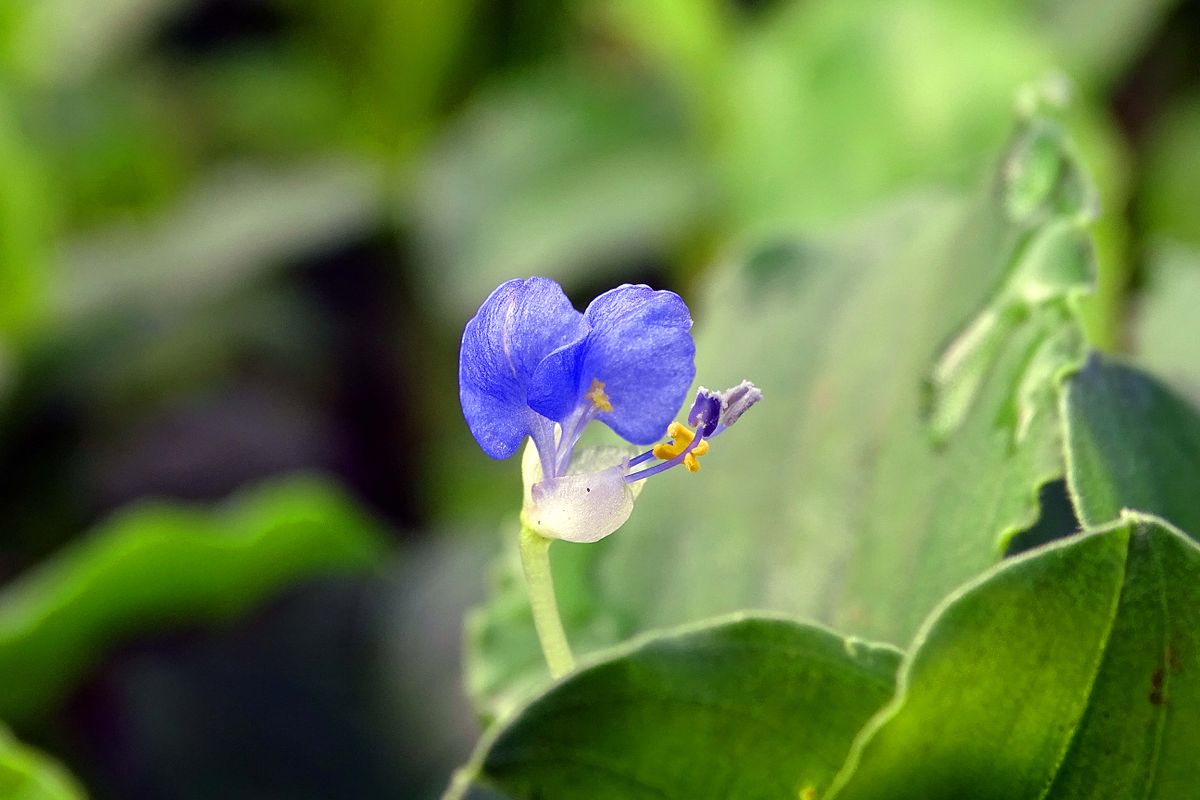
[460,277,694,466]
[459,276,760,542]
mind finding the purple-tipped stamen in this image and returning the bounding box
[622,381,761,483]
[688,390,722,437]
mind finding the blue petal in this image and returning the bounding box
[525,342,584,424]
[577,284,695,444]
[459,277,587,458]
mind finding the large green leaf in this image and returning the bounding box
[469,112,1097,720]
[829,514,1200,798]
[450,615,900,800]
[0,724,84,800]
[601,0,1132,346]
[0,475,386,725]
[1062,354,1200,536]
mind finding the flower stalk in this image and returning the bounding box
[518,524,575,678]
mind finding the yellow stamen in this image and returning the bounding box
[651,421,710,472]
[585,378,613,412]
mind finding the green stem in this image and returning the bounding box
[518,525,575,678]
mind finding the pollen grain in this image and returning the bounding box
[586,378,614,412]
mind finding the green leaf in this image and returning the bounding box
[469,113,1097,720]
[2,0,185,85]
[716,0,1059,232]
[1015,0,1179,89]
[0,475,387,725]
[410,65,705,316]
[1063,353,1200,536]
[451,615,900,800]
[54,159,386,323]
[600,2,1133,349]
[0,724,85,799]
[828,514,1200,799]
[0,90,51,344]
[175,48,353,157]
[1140,93,1200,249]
[1132,241,1200,403]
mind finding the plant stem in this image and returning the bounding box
[518,525,575,678]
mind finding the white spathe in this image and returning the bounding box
[520,439,644,543]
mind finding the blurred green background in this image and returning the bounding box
[0,0,1197,797]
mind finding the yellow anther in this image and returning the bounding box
[651,421,709,472]
[586,378,613,412]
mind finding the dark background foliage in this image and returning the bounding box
[1,0,1198,797]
